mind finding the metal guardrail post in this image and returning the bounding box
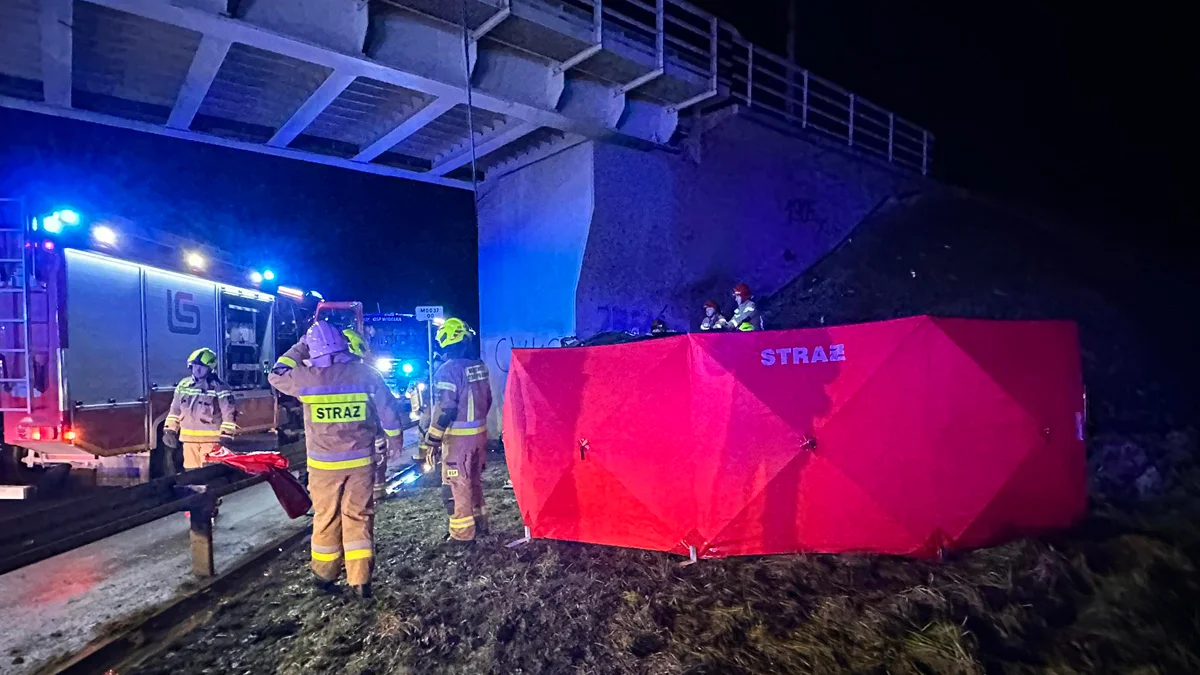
[888,112,895,162]
[922,130,929,175]
[847,93,855,146]
[655,0,664,71]
[746,45,753,107]
[554,0,602,74]
[666,14,718,113]
[613,0,664,95]
[186,489,217,577]
[801,70,808,128]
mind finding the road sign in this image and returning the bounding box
[415,306,444,322]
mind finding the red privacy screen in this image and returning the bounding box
[503,316,1086,559]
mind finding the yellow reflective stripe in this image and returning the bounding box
[299,393,369,404]
[467,389,475,423]
[181,428,222,437]
[427,427,445,440]
[447,426,487,436]
[165,415,180,423]
[312,550,341,562]
[307,457,373,470]
[277,356,297,368]
[345,549,373,561]
[436,382,456,391]
[448,516,475,529]
[383,427,401,437]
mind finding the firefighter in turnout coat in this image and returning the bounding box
[342,328,395,500]
[163,348,237,471]
[269,321,403,597]
[419,318,492,543]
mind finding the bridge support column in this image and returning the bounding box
[477,142,595,436]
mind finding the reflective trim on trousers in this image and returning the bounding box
[382,426,402,437]
[446,426,487,436]
[449,515,475,531]
[312,548,342,562]
[308,457,373,471]
[345,549,373,561]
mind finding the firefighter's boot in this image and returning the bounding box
[313,576,340,595]
[352,583,373,600]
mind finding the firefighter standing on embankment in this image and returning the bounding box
[268,321,403,598]
[163,348,237,471]
[699,299,727,331]
[728,283,763,331]
[419,318,492,543]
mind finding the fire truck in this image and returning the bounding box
[0,199,311,489]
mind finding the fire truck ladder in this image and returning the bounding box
[0,198,32,413]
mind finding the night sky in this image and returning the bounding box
[702,0,1186,267]
[0,110,480,321]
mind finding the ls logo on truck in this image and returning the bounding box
[312,403,367,423]
[761,344,846,366]
[168,291,201,335]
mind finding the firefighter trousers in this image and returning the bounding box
[442,434,487,541]
[181,442,218,471]
[308,467,375,586]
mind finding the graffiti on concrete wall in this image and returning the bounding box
[486,335,566,374]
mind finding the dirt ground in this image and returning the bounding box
[125,438,1200,675]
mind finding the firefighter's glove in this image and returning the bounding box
[163,429,180,449]
[419,442,439,473]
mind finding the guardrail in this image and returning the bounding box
[554,0,932,174]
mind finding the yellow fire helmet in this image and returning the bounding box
[737,322,755,332]
[343,328,368,358]
[187,347,218,368]
[435,317,476,348]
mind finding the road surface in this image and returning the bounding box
[0,481,308,675]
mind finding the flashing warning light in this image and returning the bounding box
[44,240,55,250]
[64,429,78,442]
[374,357,393,373]
[250,271,264,284]
[432,316,446,327]
[92,225,117,246]
[262,270,276,281]
[401,362,415,375]
[418,382,426,391]
[58,209,80,225]
[309,290,324,300]
[30,428,41,441]
[43,214,64,234]
[277,286,304,300]
[185,251,206,270]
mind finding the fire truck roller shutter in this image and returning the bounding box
[63,250,146,405]
[144,268,220,392]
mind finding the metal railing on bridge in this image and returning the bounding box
[552,0,932,174]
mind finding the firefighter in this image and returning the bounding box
[163,348,237,472]
[419,318,492,543]
[728,283,763,331]
[343,328,393,500]
[699,300,727,331]
[269,321,403,598]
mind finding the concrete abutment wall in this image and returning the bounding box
[478,114,923,435]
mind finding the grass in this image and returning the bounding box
[124,431,1200,675]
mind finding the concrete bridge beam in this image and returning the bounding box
[238,0,368,55]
